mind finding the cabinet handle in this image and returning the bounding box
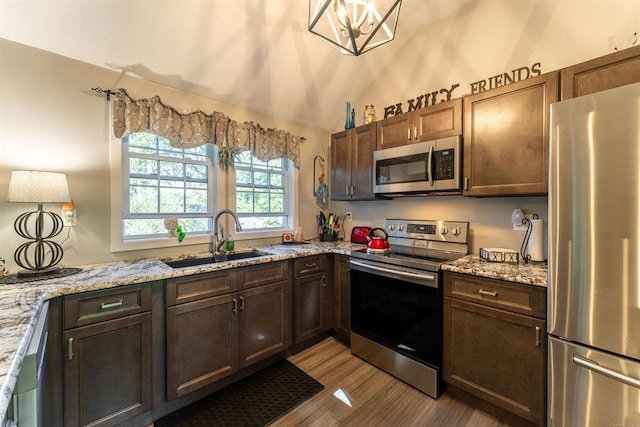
[535,326,541,346]
[346,185,350,196]
[232,298,238,314]
[407,128,411,141]
[464,177,469,191]
[478,289,498,297]
[239,296,245,311]
[306,262,317,269]
[68,338,74,360]
[322,276,326,288]
[100,300,123,310]
[413,127,418,140]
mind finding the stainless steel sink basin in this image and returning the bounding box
[163,250,265,268]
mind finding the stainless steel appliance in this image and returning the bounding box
[349,218,468,398]
[373,136,461,196]
[549,82,640,426]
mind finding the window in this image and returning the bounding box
[122,133,214,240]
[234,151,294,232]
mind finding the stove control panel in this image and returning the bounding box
[385,219,468,244]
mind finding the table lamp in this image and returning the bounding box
[6,170,71,278]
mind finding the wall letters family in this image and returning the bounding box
[383,62,542,119]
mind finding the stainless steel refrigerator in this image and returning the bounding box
[549,82,640,426]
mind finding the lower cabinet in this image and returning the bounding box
[333,254,350,342]
[443,272,546,426]
[293,255,333,344]
[62,284,153,427]
[166,262,292,400]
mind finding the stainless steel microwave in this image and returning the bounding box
[373,135,462,195]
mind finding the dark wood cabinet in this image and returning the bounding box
[331,123,376,200]
[333,254,350,343]
[293,255,332,343]
[166,262,291,400]
[62,285,153,427]
[443,272,546,426]
[376,98,462,150]
[561,44,640,100]
[463,72,559,196]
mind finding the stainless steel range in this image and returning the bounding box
[349,218,468,399]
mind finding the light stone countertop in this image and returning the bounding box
[0,241,361,423]
[442,254,548,287]
[0,244,546,422]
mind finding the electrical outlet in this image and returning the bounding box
[345,212,353,222]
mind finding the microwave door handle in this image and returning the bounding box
[428,145,434,186]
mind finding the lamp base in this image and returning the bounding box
[0,267,82,285]
[17,267,62,279]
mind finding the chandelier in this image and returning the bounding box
[309,0,402,56]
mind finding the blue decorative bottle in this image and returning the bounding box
[345,101,352,129]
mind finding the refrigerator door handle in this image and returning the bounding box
[572,354,640,389]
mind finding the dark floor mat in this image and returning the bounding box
[155,359,324,427]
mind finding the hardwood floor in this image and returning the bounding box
[272,337,510,427]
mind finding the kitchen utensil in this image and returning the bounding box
[367,227,390,253]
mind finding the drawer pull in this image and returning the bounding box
[305,262,317,269]
[322,276,326,288]
[535,326,541,346]
[413,127,418,140]
[407,128,411,141]
[100,300,124,310]
[478,289,498,297]
[239,296,245,311]
[68,338,74,360]
[232,298,238,314]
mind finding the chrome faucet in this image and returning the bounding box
[214,209,243,253]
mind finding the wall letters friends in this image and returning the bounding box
[383,62,542,119]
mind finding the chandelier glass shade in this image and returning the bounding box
[309,0,402,56]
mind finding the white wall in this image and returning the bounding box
[0,39,329,272]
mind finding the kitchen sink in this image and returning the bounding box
[163,250,265,268]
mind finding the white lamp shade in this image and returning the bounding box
[7,170,71,203]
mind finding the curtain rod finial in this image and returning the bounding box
[91,87,117,101]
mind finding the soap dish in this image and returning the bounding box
[479,248,519,263]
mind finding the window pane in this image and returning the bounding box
[123,218,165,237]
[160,188,185,213]
[270,192,284,212]
[130,186,158,213]
[186,189,208,213]
[270,174,283,187]
[186,164,207,180]
[236,191,254,213]
[254,171,269,186]
[160,161,184,179]
[130,158,157,175]
[236,170,252,185]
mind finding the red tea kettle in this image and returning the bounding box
[367,227,390,253]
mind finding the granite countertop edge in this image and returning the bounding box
[442,254,548,287]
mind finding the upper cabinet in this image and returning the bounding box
[376,98,463,150]
[463,72,559,197]
[331,123,376,201]
[561,44,640,100]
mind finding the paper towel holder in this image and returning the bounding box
[519,213,539,263]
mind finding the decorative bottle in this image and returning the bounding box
[351,108,356,129]
[345,101,352,129]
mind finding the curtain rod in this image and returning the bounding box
[91,87,117,101]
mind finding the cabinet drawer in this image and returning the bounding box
[237,260,289,290]
[294,255,326,277]
[63,284,152,329]
[166,270,236,306]
[444,272,545,319]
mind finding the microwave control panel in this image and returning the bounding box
[434,149,455,180]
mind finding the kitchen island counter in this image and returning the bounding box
[442,254,547,287]
[0,241,361,423]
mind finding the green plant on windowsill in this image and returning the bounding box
[218,146,241,170]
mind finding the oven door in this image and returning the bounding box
[349,259,442,369]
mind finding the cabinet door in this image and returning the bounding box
[331,130,352,200]
[415,98,463,142]
[443,297,545,426]
[463,72,558,196]
[63,313,152,427]
[238,281,291,367]
[561,44,640,100]
[351,124,376,200]
[333,254,350,342]
[166,293,237,400]
[294,272,330,343]
[376,112,413,149]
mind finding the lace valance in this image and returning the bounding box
[111,89,305,167]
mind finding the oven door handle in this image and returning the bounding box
[349,260,437,288]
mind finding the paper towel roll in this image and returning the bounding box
[527,219,545,262]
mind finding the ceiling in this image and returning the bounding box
[0,0,471,132]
